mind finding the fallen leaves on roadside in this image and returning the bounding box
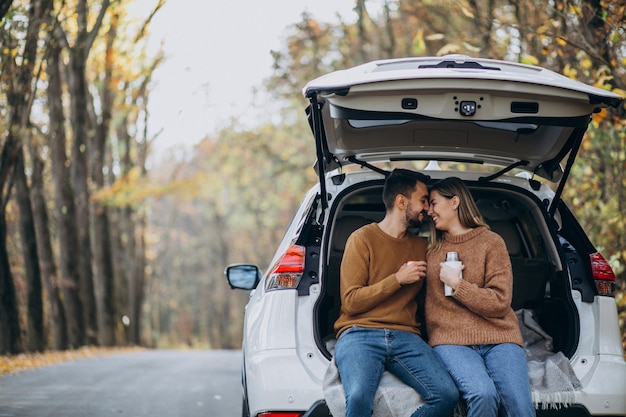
[0,346,144,377]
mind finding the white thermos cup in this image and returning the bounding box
[444,251,463,296]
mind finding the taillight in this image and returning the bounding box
[258,413,302,417]
[590,252,616,296]
[265,245,305,291]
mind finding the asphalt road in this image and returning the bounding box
[0,349,242,417]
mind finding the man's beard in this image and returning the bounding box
[406,202,425,228]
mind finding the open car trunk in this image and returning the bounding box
[315,178,578,360]
[304,56,622,362]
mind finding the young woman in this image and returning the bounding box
[425,177,534,417]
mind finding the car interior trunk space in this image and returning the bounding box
[316,182,577,359]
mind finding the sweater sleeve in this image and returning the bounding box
[339,231,402,315]
[452,235,513,318]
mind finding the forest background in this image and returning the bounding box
[0,0,624,354]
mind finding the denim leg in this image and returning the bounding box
[334,327,386,417]
[482,343,535,417]
[385,331,459,417]
[434,345,499,417]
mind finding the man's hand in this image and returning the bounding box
[396,261,427,285]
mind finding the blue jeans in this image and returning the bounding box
[335,327,459,417]
[434,344,534,417]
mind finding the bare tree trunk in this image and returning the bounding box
[382,0,395,58]
[130,213,146,345]
[0,0,55,354]
[124,208,138,343]
[93,199,115,345]
[90,86,116,346]
[113,102,143,345]
[119,123,147,346]
[0,96,21,355]
[110,206,128,344]
[47,42,85,348]
[0,185,21,354]
[467,0,496,53]
[0,128,21,356]
[355,0,370,62]
[128,94,153,346]
[67,52,97,346]
[30,147,68,350]
[114,120,135,344]
[89,11,118,347]
[56,0,111,346]
[14,150,45,352]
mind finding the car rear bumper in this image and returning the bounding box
[535,405,610,416]
[305,401,622,417]
[572,354,626,416]
[246,348,324,416]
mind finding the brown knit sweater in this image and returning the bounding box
[334,223,427,338]
[425,226,523,347]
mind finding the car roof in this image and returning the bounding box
[303,55,622,182]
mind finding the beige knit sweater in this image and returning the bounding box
[425,226,524,347]
[334,223,427,338]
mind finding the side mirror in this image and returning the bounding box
[224,264,262,290]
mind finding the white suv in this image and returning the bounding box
[225,55,625,417]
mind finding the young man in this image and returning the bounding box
[333,168,459,417]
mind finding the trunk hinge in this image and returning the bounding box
[548,127,586,217]
[308,93,328,223]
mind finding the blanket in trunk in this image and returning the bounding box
[322,309,581,417]
[517,309,582,409]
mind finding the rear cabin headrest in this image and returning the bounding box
[332,216,372,252]
[489,220,522,257]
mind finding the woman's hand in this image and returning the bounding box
[439,262,464,290]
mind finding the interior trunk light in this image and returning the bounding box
[590,252,616,296]
[265,245,305,291]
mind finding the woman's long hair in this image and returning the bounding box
[427,177,489,255]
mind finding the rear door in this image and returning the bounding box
[303,55,622,217]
